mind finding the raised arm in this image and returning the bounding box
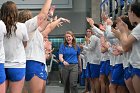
[112,18,136,52]
[86,17,104,37]
[37,0,52,26]
[22,0,52,33]
[36,5,56,32]
[41,17,70,37]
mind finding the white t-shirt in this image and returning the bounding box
[0,20,6,63]
[83,35,101,64]
[25,16,38,33]
[129,23,140,69]
[80,42,88,69]
[115,55,124,64]
[4,22,29,68]
[123,52,131,68]
[108,39,119,66]
[80,53,87,69]
[105,25,115,39]
[92,26,104,38]
[25,16,46,64]
[107,44,115,66]
[109,54,115,66]
[25,29,46,64]
[101,52,110,61]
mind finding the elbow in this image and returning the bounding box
[123,48,129,52]
[122,42,132,52]
[123,46,131,52]
[23,41,27,48]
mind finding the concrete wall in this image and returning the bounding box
[0,0,102,36]
[29,0,91,36]
[49,0,89,36]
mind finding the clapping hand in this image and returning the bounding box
[116,17,129,33]
[101,11,108,22]
[86,17,94,27]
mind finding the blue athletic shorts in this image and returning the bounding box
[88,63,100,78]
[100,60,110,76]
[131,66,140,77]
[124,65,132,80]
[5,68,25,81]
[0,63,6,84]
[109,65,114,75]
[81,69,86,78]
[111,64,125,86]
[85,62,90,78]
[25,60,47,81]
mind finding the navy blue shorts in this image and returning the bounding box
[111,64,125,86]
[5,68,25,81]
[87,63,100,78]
[25,60,47,81]
[0,63,6,84]
[100,60,110,76]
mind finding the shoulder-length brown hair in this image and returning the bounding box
[18,9,32,23]
[64,31,77,50]
[0,1,18,38]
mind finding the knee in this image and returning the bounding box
[109,83,117,91]
[30,88,42,93]
[99,77,104,82]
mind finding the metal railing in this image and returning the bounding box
[100,0,137,20]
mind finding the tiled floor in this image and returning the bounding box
[46,71,85,93]
[46,82,85,93]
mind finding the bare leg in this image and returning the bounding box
[82,78,89,93]
[99,75,106,93]
[9,77,25,93]
[5,80,9,93]
[117,86,128,93]
[125,78,136,93]
[94,78,100,93]
[22,81,29,93]
[0,81,6,93]
[105,84,109,93]
[132,75,140,93]
[29,76,46,93]
[90,79,95,93]
[109,83,117,93]
[42,81,46,93]
[105,76,109,93]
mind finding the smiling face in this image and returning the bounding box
[64,31,76,46]
[64,31,76,48]
[65,33,73,44]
